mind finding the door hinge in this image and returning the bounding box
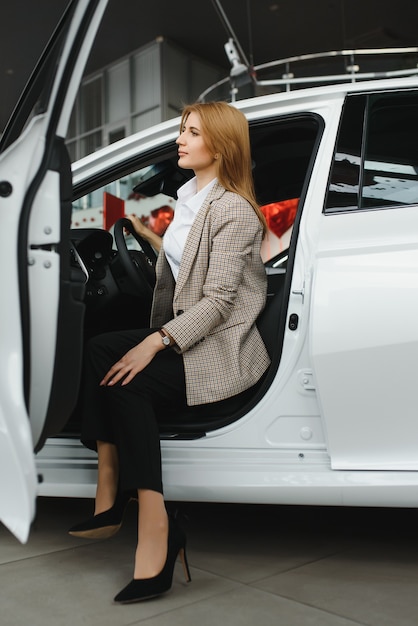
[292,281,305,302]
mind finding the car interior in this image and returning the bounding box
[61,113,323,440]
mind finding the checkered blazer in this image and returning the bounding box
[150,182,271,405]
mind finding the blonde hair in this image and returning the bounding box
[180,101,267,235]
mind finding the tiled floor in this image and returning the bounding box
[1,498,418,625]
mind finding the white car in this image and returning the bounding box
[1,0,418,543]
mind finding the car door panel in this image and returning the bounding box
[311,210,418,469]
[311,89,418,470]
[0,0,108,540]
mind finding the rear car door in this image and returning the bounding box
[0,0,108,541]
[311,87,418,470]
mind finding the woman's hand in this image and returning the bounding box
[126,213,162,252]
[100,332,163,387]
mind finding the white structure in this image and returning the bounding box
[67,38,223,162]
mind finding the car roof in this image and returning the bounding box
[72,73,418,185]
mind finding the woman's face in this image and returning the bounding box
[176,112,216,176]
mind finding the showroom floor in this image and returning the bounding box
[1,497,418,625]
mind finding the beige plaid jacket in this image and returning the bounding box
[150,182,271,405]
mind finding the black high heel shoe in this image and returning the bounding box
[113,517,191,604]
[68,490,136,539]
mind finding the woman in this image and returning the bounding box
[69,101,271,604]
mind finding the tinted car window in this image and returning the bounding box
[362,92,418,209]
[325,90,418,213]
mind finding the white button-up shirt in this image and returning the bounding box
[163,176,217,281]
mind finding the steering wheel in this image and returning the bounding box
[113,217,157,298]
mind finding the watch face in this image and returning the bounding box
[162,335,170,345]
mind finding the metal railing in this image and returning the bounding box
[198,47,418,102]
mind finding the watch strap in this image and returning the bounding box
[158,328,171,347]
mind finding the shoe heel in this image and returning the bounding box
[179,547,191,582]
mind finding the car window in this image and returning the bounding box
[362,92,418,209]
[251,116,320,261]
[71,114,322,263]
[325,89,418,213]
[72,164,183,247]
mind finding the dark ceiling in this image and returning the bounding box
[1,0,417,131]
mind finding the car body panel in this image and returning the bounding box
[2,0,418,543]
[311,207,418,470]
[35,75,418,510]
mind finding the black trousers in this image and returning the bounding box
[80,328,187,494]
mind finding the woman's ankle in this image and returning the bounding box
[134,522,169,579]
[134,491,169,579]
[95,441,119,514]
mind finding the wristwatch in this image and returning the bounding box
[158,328,171,347]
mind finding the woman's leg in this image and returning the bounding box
[80,328,163,510]
[68,439,124,538]
[77,327,187,584]
[71,329,186,544]
[134,489,169,579]
[95,440,119,514]
[95,331,187,494]
[114,487,191,602]
[96,340,186,580]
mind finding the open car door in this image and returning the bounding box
[0,0,108,542]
